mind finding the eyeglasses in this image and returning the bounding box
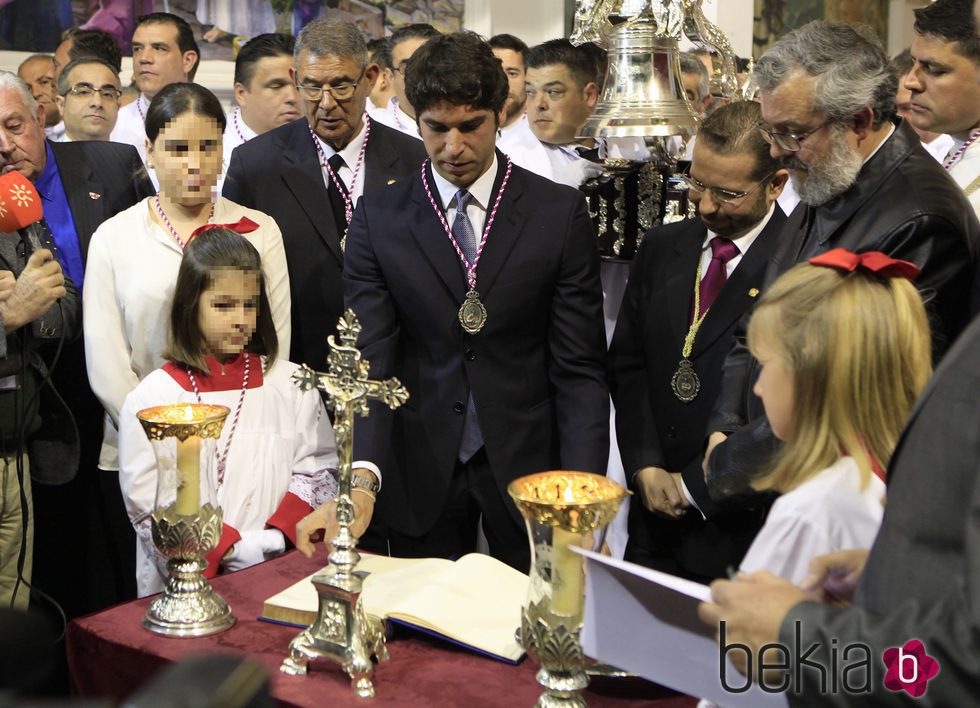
[296,71,365,102]
[680,172,775,205]
[757,120,828,152]
[64,83,123,101]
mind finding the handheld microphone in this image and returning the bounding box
[0,171,46,254]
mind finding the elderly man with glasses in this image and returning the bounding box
[0,70,152,617]
[609,100,789,583]
[223,18,426,373]
[697,21,980,530]
[54,57,123,142]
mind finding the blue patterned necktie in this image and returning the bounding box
[450,189,484,462]
[452,189,477,265]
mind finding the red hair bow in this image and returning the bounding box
[809,248,920,280]
[189,216,260,242]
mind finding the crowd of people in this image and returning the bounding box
[1,0,979,702]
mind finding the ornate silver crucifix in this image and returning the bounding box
[281,309,408,698]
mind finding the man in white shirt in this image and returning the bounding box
[17,55,63,141]
[489,33,532,150]
[904,0,980,215]
[510,39,649,188]
[110,12,200,165]
[890,48,955,163]
[370,23,441,140]
[220,33,300,187]
[54,57,122,142]
[366,37,395,114]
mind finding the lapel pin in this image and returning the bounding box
[89,192,102,200]
[387,179,397,185]
[748,288,760,298]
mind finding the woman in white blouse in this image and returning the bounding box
[84,82,291,474]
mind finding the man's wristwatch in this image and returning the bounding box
[351,473,381,494]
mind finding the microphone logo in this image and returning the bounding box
[0,171,43,233]
[8,181,35,208]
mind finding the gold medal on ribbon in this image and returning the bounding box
[671,359,700,402]
[458,289,488,334]
[672,259,713,403]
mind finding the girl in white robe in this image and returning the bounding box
[119,228,337,597]
[737,249,932,585]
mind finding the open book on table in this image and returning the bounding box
[261,552,528,664]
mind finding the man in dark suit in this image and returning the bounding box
[700,21,980,510]
[610,101,789,582]
[297,32,609,572]
[0,70,153,617]
[223,18,427,371]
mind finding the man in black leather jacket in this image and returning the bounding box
[695,21,980,513]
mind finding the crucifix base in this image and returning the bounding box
[280,566,389,698]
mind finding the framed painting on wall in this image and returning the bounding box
[753,0,888,58]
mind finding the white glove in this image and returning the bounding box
[223,529,286,572]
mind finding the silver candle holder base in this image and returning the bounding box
[143,503,235,637]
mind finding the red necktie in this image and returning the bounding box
[697,237,739,320]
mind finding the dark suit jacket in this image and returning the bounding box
[786,313,980,706]
[222,117,428,370]
[48,140,154,474]
[609,209,784,580]
[344,156,610,538]
[0,229,81,481]
[50,140,154,264]
[701,121,980,511]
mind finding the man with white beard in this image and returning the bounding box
[693,21,980,519]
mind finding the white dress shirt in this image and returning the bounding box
[696,203,776,280]
[110,93,157,188]
[923,133,955,164]
[45,120,66,142]
[368,95,421,141]
[111,93,150,162]
[948,135,980,218]
[313,117,371,206]
[218,107,257,193]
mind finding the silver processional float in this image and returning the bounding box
[572,0,740,259]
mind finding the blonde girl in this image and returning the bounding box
[738,249,932,584]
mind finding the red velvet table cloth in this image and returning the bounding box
[67,550,696,707]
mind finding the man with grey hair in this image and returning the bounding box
[695,22,979,523]
[0,70,150,613]
[17,55,63,139]
[223,18,426,372]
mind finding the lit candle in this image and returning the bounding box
[174,413,201,516]
[551,527,584,617]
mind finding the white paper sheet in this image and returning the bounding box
[577,549,788,708]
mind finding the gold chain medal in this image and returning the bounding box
[671,260,709,403]
[421,156,513,335]
[671,359,701,402]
